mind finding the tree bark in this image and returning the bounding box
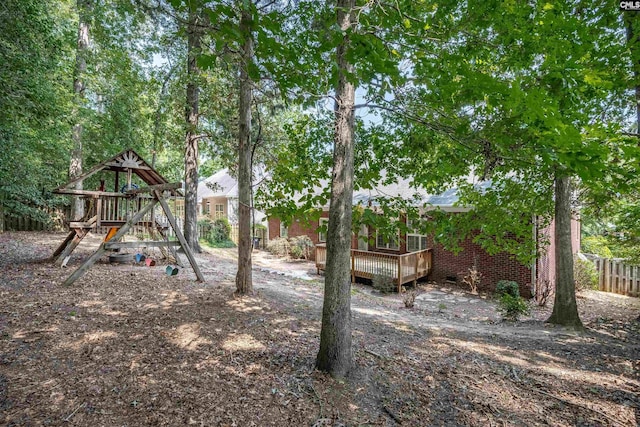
[547,174,583,329]
[625,12,640,132]
[235,6,254,295]
[316,0,356,378]
[70,0,90,221]
[184,3,202,253]
[0,189,4,233]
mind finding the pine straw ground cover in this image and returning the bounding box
[0,231,638,426]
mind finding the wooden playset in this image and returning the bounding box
[50,149,204,285]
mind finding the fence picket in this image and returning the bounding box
[589,255,639,298]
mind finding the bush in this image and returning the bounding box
[403,290,417,308]
[462,265,482,294]
[372,271,395,293]
[289,236,314,259]
[574,256,598,291]
[535,280,554,307]
[205,239,236,248]
[202,217,235,247]
[212,218,232,242]
[498,294,530,321]
[266,237,291,257]
[581,236,613,258]
[495,280,520,298]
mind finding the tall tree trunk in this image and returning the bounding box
[0,189,4,233]
[625,12,640,132]
[547,174,583,329]
[184,3,202,253]
[235,6,254,295]
[316,0,356,378]
[70,0,90,221]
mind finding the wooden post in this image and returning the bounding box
[50,230,77,260]
[95,197,102,228]
[156,225,182,267]
[351,251,355,284]
[56,228,90,266]
[397,257,402,293]
[114,171,119,215]
[154,191,205,282]
[62,201,157,286]
[414,252,419,287]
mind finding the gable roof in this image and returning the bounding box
[197,168,238,201]
[54,149,177,194]
[353,179,492,210]
[296,175,490,212]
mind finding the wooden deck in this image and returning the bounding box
[315,244,432,292]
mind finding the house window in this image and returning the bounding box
[280,221,288,238]
[204,201,211,215]
[215,204,224,219]
[406,218,428,252]
[318,218,329,242]
[376,232,399,250]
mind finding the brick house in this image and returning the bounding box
[267,179,580,297]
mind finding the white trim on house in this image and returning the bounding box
[406,218,428,252]
[215,203,224,219]
[376,232,399,251]
[280,221,288,238]
[318,218,329,243]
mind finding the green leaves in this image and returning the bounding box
[0,0,75,216]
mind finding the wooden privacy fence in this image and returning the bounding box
[591,257,640,297]
[2,208,68,232]
[3,216,55,231]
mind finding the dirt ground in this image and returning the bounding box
[1,232,639,426]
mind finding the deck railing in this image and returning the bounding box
[315,244,432,292]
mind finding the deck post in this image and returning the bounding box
[351,251,355,284]
[414,252,419,287]
[397,257,402,293]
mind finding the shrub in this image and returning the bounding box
[535,280,554,307]
[574,256,598,291]
[403,290,417,308]
[289,236,314,259]
[462,265,482,294]
[205,239,236,248]
[372,270,395,293]
[266,237,291,257]
[212,218,232,242]
[198,218,213,227]
[202,218,235,247]
[581,236,613,258]
[498,294,530,321]
[495,280,519,298]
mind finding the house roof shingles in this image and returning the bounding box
[197,168,238,201]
